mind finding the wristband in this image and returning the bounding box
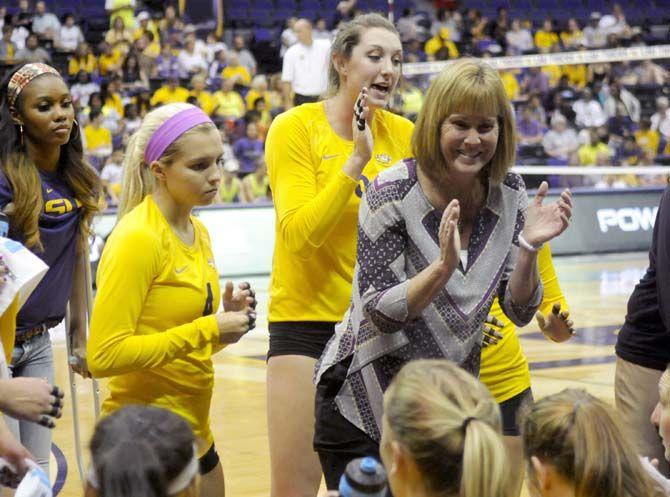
[518,233,543,252]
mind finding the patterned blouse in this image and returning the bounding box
[315,159,543,442]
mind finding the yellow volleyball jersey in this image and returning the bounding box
[88,195,220,453]
[266,102,414,322]
[480,243,568,403]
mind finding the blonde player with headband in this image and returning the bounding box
[85,405,202,497]
[0,62,100,475]
[264,13,413,497]
[88,103,256,497]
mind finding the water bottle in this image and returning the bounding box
[338,457,387,497]
[0,212,9,238]
[0,458,52,497]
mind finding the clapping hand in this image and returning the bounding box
[438,199,461,276]
[522,182,572,247]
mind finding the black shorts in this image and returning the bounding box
[314,357,382,490]
[267,321,336,360]
[499,387,533,436]
[199,443,220,475]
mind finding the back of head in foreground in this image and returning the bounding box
[522,388,662,497]
[381,359,508,497]
[85,405,199,497]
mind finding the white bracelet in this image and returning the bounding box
[518,233,543,253]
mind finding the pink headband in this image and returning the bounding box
[7,63,62,108]
[144,107,214,164]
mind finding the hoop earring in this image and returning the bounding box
[70,119,80,141]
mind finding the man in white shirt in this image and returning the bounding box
[32,1,60,42]
[281,18,331,107]
[651,97,670,140]
[572,87,607,128]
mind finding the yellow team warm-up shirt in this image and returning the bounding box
[480,243,568,403]
[88,195,221,454]
[266,102,414,322]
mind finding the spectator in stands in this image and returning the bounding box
[85,109,113,170]
[506,18,534,55]
[542,114,578,162]
[71,70,100,108]
[15,0,34,29]
[204,31,227,65]
[560,18,584,49]
[32,1,60,42]
[122,102,140,135]
[189,73,215,116]
[499,69,520,100]
[431,9,461,42]
[101,77,124,118]
[488,7,510,51]
[56,13,84,52]
[313,18,332,41]
[100,147,123,206]
[638,149,668,186]
[635,117,660,156]
[618,134,642,169]
[534,18,560,53]
[0,7,5,31]
[233,122,264,178]
[134,32,159,70]
[158,5,180,37]
[517,105,546,146]
[601,3,633,41]
[7,14,29,51]
[150,75,189,107]
[578,128,612,165]
[232,35,257,78]
[522,66,549,98]
[651,96,670,140]
[104,0,135,29]
[208,48,227,84]
[241,159,270,203]
[547,75,577,110]
[397,77,424,122]
[522,389,663,497]
[280,18,298,58]
[604,80,641,123]
[68,42,97,77]
[0,25,16,62]
[246,75,270,111]
[14,33,50,64]
[222,52,251,88]
[396,8,420,43]
[133,11,159,43]
[120,51,148,93]
[98,41,121,76]
[529,94,547,124]
[212,78,245,121]
[607,106,636,149]
[218,163,242,204]
[267,74,284,113]
[424,27,459,61]
[541,46,564,87]
[177,37,208,79]
[637,59,669,86]
[281,19,330,107]
[583,12,607,48]
[573,87,607,128]
[81,91,121,135]
[104,16,133,56]
[612,60,639,86]
[154,43,179,80]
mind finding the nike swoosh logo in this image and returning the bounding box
[175,266,188,274]
[322,154,340,160]
[46,188,54,193]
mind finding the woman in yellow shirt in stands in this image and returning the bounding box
[534,19,560,52]
[87,103,256,497]
[264,13,414,497]
[481,243,574,497]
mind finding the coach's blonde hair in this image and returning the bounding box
[326,13,400,98]
[412,58,516,185]
[118,103,215,219]
[383,360,508,497]
[522,388,663,497]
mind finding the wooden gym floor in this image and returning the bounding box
[41,251,647,497]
